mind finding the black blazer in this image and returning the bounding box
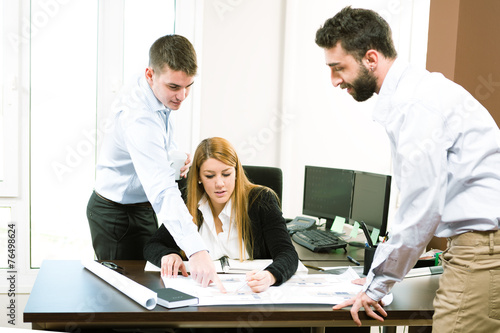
[143,188,298,285]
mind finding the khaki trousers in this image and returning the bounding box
[432,230,500,333]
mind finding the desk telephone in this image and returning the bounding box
[286,216,316,235]
[288,216,348,252]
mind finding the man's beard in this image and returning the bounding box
[342,65,377,102]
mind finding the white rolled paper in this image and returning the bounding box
[81,259,157,310]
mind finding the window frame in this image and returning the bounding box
[0,0,20,197]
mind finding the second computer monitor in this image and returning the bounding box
[350,171,391,237]
[303,166,354,230]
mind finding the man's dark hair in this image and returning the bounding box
[149,34,197,76]
[315,6,397,62]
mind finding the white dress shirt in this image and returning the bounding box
[197,196,249,260]
[364,58,500,301]
[94,75,206,257]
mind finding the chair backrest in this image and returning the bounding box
[242,165,283,207]
[178,165,284,208]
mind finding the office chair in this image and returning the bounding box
[242,165,283,208]
[178,165,284,209]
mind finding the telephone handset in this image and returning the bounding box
[286,216,316,235]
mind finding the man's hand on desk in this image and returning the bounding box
[189,250,227,293]
[332,288,387,327]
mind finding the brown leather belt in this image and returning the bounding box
[95,191,152,208]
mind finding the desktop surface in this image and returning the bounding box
[24,259,437,331]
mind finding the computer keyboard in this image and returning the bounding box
[292,229,348,252]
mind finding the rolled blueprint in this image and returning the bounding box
[81,259,157,310]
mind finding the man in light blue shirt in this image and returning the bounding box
[316,6,500,332]
[87,35,224,290]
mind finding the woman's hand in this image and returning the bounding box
[160,253,188,278]
[245,270,276,293]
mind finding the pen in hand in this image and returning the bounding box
[234,266,267,293]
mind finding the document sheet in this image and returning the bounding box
[161,268,364,306]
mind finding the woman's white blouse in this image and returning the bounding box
[197,195,250,261]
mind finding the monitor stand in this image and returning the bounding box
[324,218,344,236]
[325,218,334,231]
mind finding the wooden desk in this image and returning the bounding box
[24,260,437,331]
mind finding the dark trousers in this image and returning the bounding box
[87,191,158,260]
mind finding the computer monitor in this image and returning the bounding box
[350,171,391,237]
[302,166,354,230]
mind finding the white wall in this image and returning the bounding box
[195,0,430,220]
[197,0,287,163]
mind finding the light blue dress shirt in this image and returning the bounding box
[94,75,206,257]
[364,58,500,301]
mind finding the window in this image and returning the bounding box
[29,0,176,267]
[0,0,20,197]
